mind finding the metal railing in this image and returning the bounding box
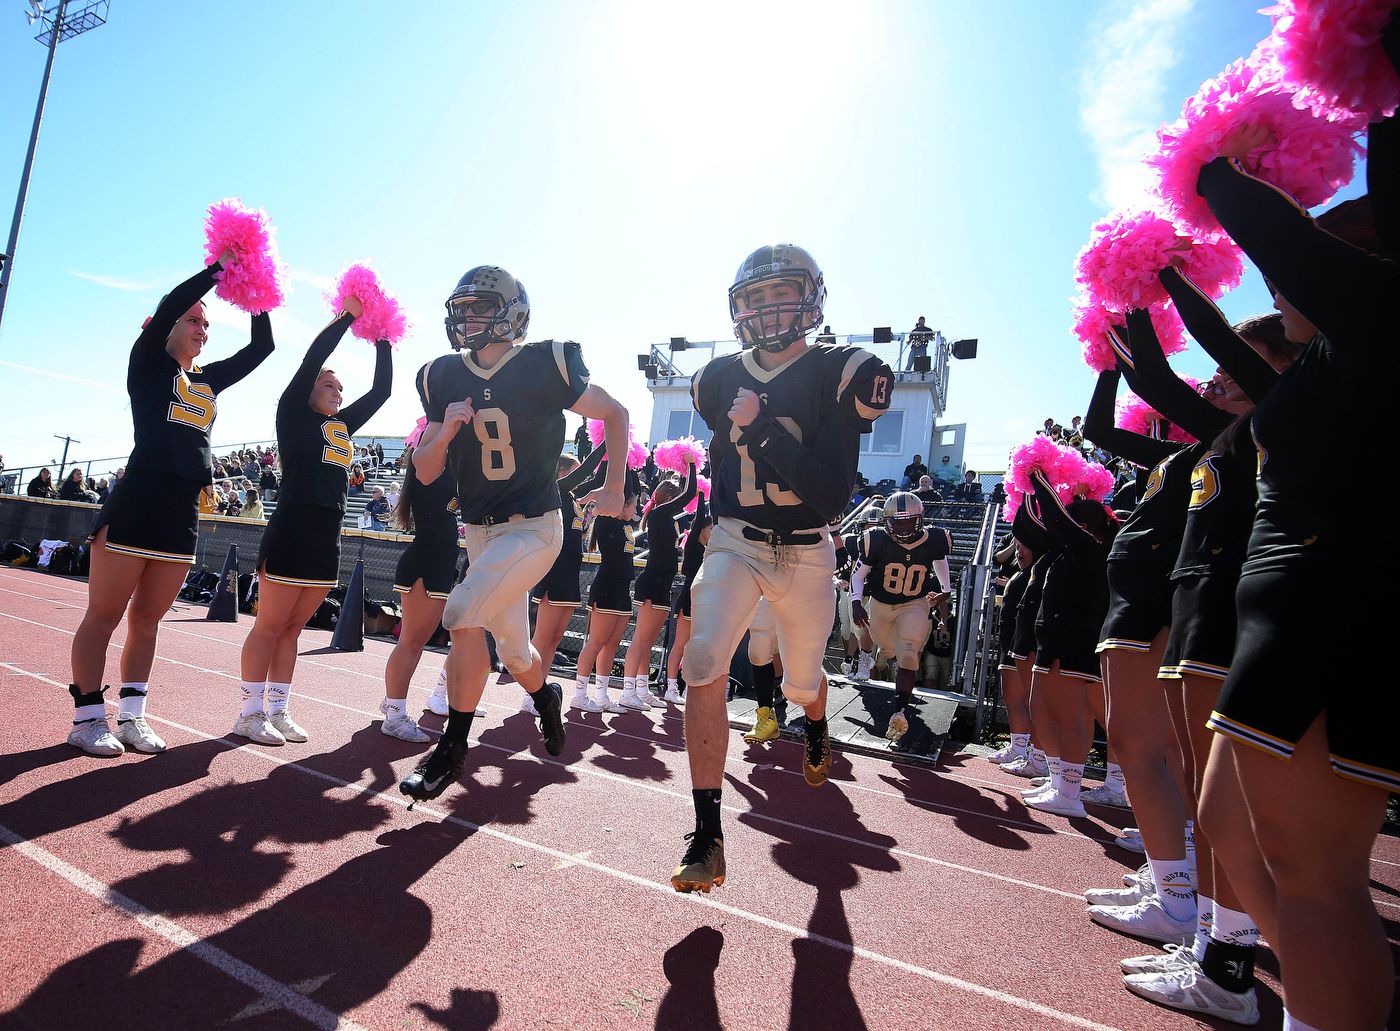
[953,501,1007,740]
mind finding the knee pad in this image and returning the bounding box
[441,586,482,633]
[681,638,719,686]
[899,648,921,671]
[498,641,537,675]
[781,677,821,707]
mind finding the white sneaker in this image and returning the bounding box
[520,692,539,717]
[1088,894,1195,945]
[1115,829,1147,854]
[1120,943,1195,975]
[1021,780,1053,799]
[427,691,450,717]
[267,711,308,743]
[636,684,663,708]
[380,701,430,743]
[232,712,286,746]
[571,690,602,713]
[68,717,124,757]
[886,709,909,741]
[840,659,853,676]
[1084,881,1150,906]
[1125,859,1154,889]
[853,655,873,682]
[115,716,167,753]
[986,743,1025,764]
[1026,791,1087,818]
[1003,755,1048,778]
[618,688,649,710]
[1124,959,1260,1024]
[1081,783,1130,808]
[663,685,683,704]
[595,689,625,714]
[474,706,487,717]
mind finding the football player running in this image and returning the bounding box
[849,491,951,741]
[672,244,893,893]
[400,266,629,804]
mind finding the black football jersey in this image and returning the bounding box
[1106,443,1202,569]
[692,344,892,532]
[126,265,275,484]
[858,526,951,605]
[418,340,590,524]
[275,316,393,512]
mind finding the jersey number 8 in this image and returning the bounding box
[731,417,803,508]
[474,407,515,481]
[882,562,927,597]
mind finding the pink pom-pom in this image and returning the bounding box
[653,436,705,474]
[587,420,646,468]
[586,419,605,447]
[685,474,712,515]
[1075,209,1244,311]
[1072,296,1187,373]
[404,416,428,450]
[1259,0,1400,123]
[1002,486,1022,522]
[1148,55,1362,237]
[626,439,648,470]
[1069,461,1117,501]
[203,198,286,315]
[1008,436,1075,496]
[1115,387,1201,443]
[329,263,408,345]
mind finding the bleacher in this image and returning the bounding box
[261,461,404,530]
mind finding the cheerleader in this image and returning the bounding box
[1021,469,1116,819]
[380,442,461,742]
[664,493,712,703]
[1181,118,1396,1028]
[523,446,606,716]
[619,460,698,709]
[68,254,273,756]
[570,465,642,713]
[987,506,1047,767]
[1000,503,1054,780]
[235,301,392,745]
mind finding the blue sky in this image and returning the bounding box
[0,1,1366,478]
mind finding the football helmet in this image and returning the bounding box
[729,244,826,352]
[859,504,884,527]
[883,491,925,543]
[444,266,530,351]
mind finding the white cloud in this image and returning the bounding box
[68,270,171,292]
[1077,0,1196,210]
[0,358,125,394]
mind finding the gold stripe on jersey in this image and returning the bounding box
[835,348,876,404]
[1329,755,1400,793]
[1206,710,1294,759]
[550,340,587,389]
[690,364,706,411]
[103,541,196,564]
[420,364,433,409]
[1107,326,1134,370]
[262,572,339,589]
[739,345,815,383]
[461,343,524,380]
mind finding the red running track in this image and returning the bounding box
[0,566,1396,1030]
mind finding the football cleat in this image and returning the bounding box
[671,833,726,893]
[803,724,832,787]
[743,707,780,743]
[400,737,469,803]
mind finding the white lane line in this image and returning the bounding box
[0,821,367,1031]
[0,580,1115,847]
[0,637,1083,904]
[1,660,1123,1031]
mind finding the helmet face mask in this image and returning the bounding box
[444,266,530,351]
[882,491,925,543]
[730,244,826,353]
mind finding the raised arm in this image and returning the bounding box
[130,262,223,373]
[1123,309,1230,442]
[1029,470,1100,560]
[1158,267,1276,401]
[203,312,275,394]
[338,340,394,434]
[559,440,606,494]
[280,313,356,417]
[651,461,698,519]
[1081,367,1180,468]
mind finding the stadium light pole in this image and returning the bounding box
[0,1,110,341]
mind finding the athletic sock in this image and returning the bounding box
[753,662,776,709]
[444,706,475,744]
[622,675,637,696]
[1105,761,1125,794]
[1047,756,1064,793]
[69,684,106,724]
[266,682,291,716]
[894,666,916,697]
[667,678,679,694]
[1147,856,1195,922]
[1030,746,1047,767]
[574,675,590,696]
[1203,938,1257,993]
[239,681,266,718]
[117,683,148,720]
[1184,819,1197,886]
[532,683,560,716]
[1059,761,1084,800]
[1010,732,1031,752]
[805,716,828,741]
[1283,1011,1322,1031]
[692,787,722,839]
[382,696,407,716]
[1193,894,1215,962]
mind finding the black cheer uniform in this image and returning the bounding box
[393,467,462,600]
[417,340,590,524]
[532,444,607,606]
[692,344,891,533]
[259,315,392,587]
[1197,154,1399,791]
[633,463,698,607]
[93,263,274,562]
[587,512,637,614]
[1028,472,1110,682]
[675,494,709,619]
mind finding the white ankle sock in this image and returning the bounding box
[1047,756,1063,792]
[1209,902,1260,948]
[1010,733,1031,751]
[1105,762,1125,792]
[1059,762,1084,800]
[73,702,105,724]
[117,683,148,720]
[382,696,407,716]
[1147,855,1195,922]
[623,676,636,695]
[667,678,678,693]
[1031,746,1047,766]
[240,681,266,718]
[574,676,589,696]
[1193,894,1214,960]
[1283,1012,1322,1031]
[266,682,290,716]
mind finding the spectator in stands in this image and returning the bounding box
[259,464,279,502]
[95,477,112,503]
[348,463,366,496]
[934,454,961,488]
[373,442,385,466]
[364,485,390,531]
[901,454,928,488]
[241,455,259,481]
[915,474,942,505]
[643,447,657,489]
[224,486,243,518]
[241,489,264,520]
[574,421,593,460]
[259,448,275,467]
[59,468,98,503]
[27,467,57,498]
[906,316,932,370]
[989,482,1007,508]
[953,470,983,507]
[816,324,836,344]
[1040,417,1055,436]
